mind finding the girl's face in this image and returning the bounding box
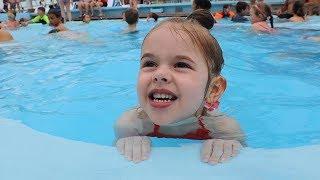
[48,14,61,27]
[138,25,209,125]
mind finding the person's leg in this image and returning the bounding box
[84,2,90,15]
[59,0,66,23]
[65,0,72,21]
[78,2,84,16]
[16,0,20,12]
[89,1,94,16]
[97,2,103,16]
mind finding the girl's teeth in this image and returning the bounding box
[153,99,171,102]
[153,93,174,100]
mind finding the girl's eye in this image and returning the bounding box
[174,62,192,69]
[142,60,157,68]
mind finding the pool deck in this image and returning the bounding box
[27,1,284,20]
[1,118,319,180]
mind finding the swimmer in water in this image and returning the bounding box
[115,18,246,164]
[47,8,68,34]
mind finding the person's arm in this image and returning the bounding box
[200,114,246,164]
[206,113,246,146]
[114,109,144,139]
[30,15,40,23]
[114,109,151,163]
[43,15,50,24]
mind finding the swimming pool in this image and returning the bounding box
[1,16,320,179]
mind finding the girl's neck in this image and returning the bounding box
[164,116,197,127]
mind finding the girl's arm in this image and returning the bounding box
[114,109,151,163]
[201,114,246,164]
[114,108,144,139]
[206,113,246,146]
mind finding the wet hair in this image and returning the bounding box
[235,1,249,13]
[254,3,274,28]
[38,6,45,13]
[48,8,61,18]
[140,18,224,117]
[149,12,159,22]
[293,0,305,19]
[124,8,139,25]
[193,0,212,10]
[187,9,215,30]
[143,18,223,77]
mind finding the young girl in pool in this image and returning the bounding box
[115,18,246,164]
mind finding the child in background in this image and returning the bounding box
[231,1,250,22]
[289,0,306,22]
[29,7,50,25]
[47,8,68,33]
[122,0,139,33]
[214,4,235,20]
[115,18,246,164]
[251,2,275,33]
[187,9,215,30]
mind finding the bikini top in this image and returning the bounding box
[146,116,212,140]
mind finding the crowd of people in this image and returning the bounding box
[0,0,319,166]
[1,0,320,41]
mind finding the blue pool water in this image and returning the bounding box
[1,16,320,150]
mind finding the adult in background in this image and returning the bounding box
[59,0,72,22]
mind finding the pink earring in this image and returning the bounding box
[204,101,219,111]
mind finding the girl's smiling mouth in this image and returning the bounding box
[148,89,178,108]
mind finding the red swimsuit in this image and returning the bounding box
[147,117,212,140]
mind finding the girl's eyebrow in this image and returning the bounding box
[175,55,196,64]
[140,53,155,60]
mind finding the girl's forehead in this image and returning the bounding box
[144,25,196,48]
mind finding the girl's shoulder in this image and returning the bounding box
[114,108,147,138]
[203,111,246,145]
[202,111,242,134]
[117,108,144,124]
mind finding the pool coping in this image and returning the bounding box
[1,118,319,180]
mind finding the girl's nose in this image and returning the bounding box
[152,72,171,84]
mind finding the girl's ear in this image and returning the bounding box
[206,75,226,103]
